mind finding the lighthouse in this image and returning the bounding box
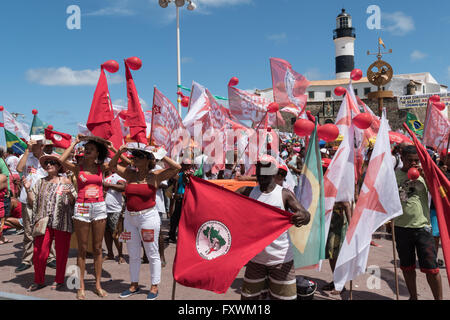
[333,9,356,79]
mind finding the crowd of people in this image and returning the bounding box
[0,131,448,300]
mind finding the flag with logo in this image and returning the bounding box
[270,57,310,117]
[30,113,49,136]
[124,60,147,144]
[86,66,115,140]
[333,112,403,291]
[403,123,450,286]
[406,112,424,137]
[2,108,30,141]
[44,128,72,149]
[173,176,294,294]
[291,121,326,268]
[4,129,27,154]
[151,87,185,155]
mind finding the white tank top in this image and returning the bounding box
[249,184,293,265]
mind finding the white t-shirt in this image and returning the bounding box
[19,153,48,204]
[153,165,167,214]
[6,155,19,175]
[104,173,125,213]
[249,185,293,266]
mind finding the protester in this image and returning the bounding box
[109,143,181,300]
[3,197,22,232]
[59,134,113,299]
[153,162,169,267]
[0,174,10,245]
[167,159,192,244]
[25,153,76,292]
[236,155,310,300]
[394,145,443,300]
[43,139,54,155]
[103,169,126,264]
[15,136,56,273]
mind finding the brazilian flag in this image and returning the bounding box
[406,112,424,137]
[30,114,49,136]
[290,121,326,268]
[5,129,27,154]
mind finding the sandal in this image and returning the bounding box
[0,238,13,245]
[94,288,108,298]
[27,283,45,292]
[76,289,86,300]
[51,282,64,290]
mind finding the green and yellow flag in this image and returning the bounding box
[30,114,49,136]
[5,129,27,154]
[406,112,424,137]
[290,121,326,268]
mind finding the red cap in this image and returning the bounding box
[278,164,288,172]
[322,158,331,168]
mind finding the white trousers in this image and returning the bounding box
[124,207,161,285]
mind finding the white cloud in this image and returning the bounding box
[304,68,323,81]
[266,33,287,43]
[84,7,135,17]
[195,0,252,7]
[26,67,123,86]
[113,97,149,110]
[383,11,415,36]
[410,50,427,61]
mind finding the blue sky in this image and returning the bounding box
[1,0,449,143]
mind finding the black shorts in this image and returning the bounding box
[394,226,439,274]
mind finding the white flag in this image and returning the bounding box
[2,108,30,141]
[333,112,403,291]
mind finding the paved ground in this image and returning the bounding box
[0,219,448,301]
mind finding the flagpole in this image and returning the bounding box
[149,86,156,146]
[390,220,400,300]
[349,281,353,300]
[171,277,177,300]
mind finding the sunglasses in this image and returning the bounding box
[44,160,59,166]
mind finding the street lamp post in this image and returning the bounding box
[159,0,197,116]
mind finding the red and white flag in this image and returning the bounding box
[228,86,285,127]
[44,128,72,149]
[173,176,294,294]
[322,123,355,245]
[124,61,147,144]
[334,83,361,138]
[423,100,450,153]
[333,112,403,291]
[270,57,310,117]
[151,87,185,155]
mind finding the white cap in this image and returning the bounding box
[30,135,45,142]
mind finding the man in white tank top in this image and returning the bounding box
[236,155,310,300]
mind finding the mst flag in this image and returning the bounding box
[333,113,403,291]
[403,123,450,286]
[173,177,294,294]
[44,128,72,149]
[406,112,424,137]
[423,99,449,153]
[5,129,27,154]
[291,121,325,268]
[270,57,309,116]
[86,67,115,139]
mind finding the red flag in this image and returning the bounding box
[423,99,450,153]
[86,67,114,139]
[173,177,294,294]
[270,57,310,117]
[44,128,72,149]
[403,123,450,286]
[124,61,147,144]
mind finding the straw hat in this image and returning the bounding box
[39,153,65,173]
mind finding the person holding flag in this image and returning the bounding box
[108,143,181,300]
[236,155,310,300]
[394,145,443,300]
